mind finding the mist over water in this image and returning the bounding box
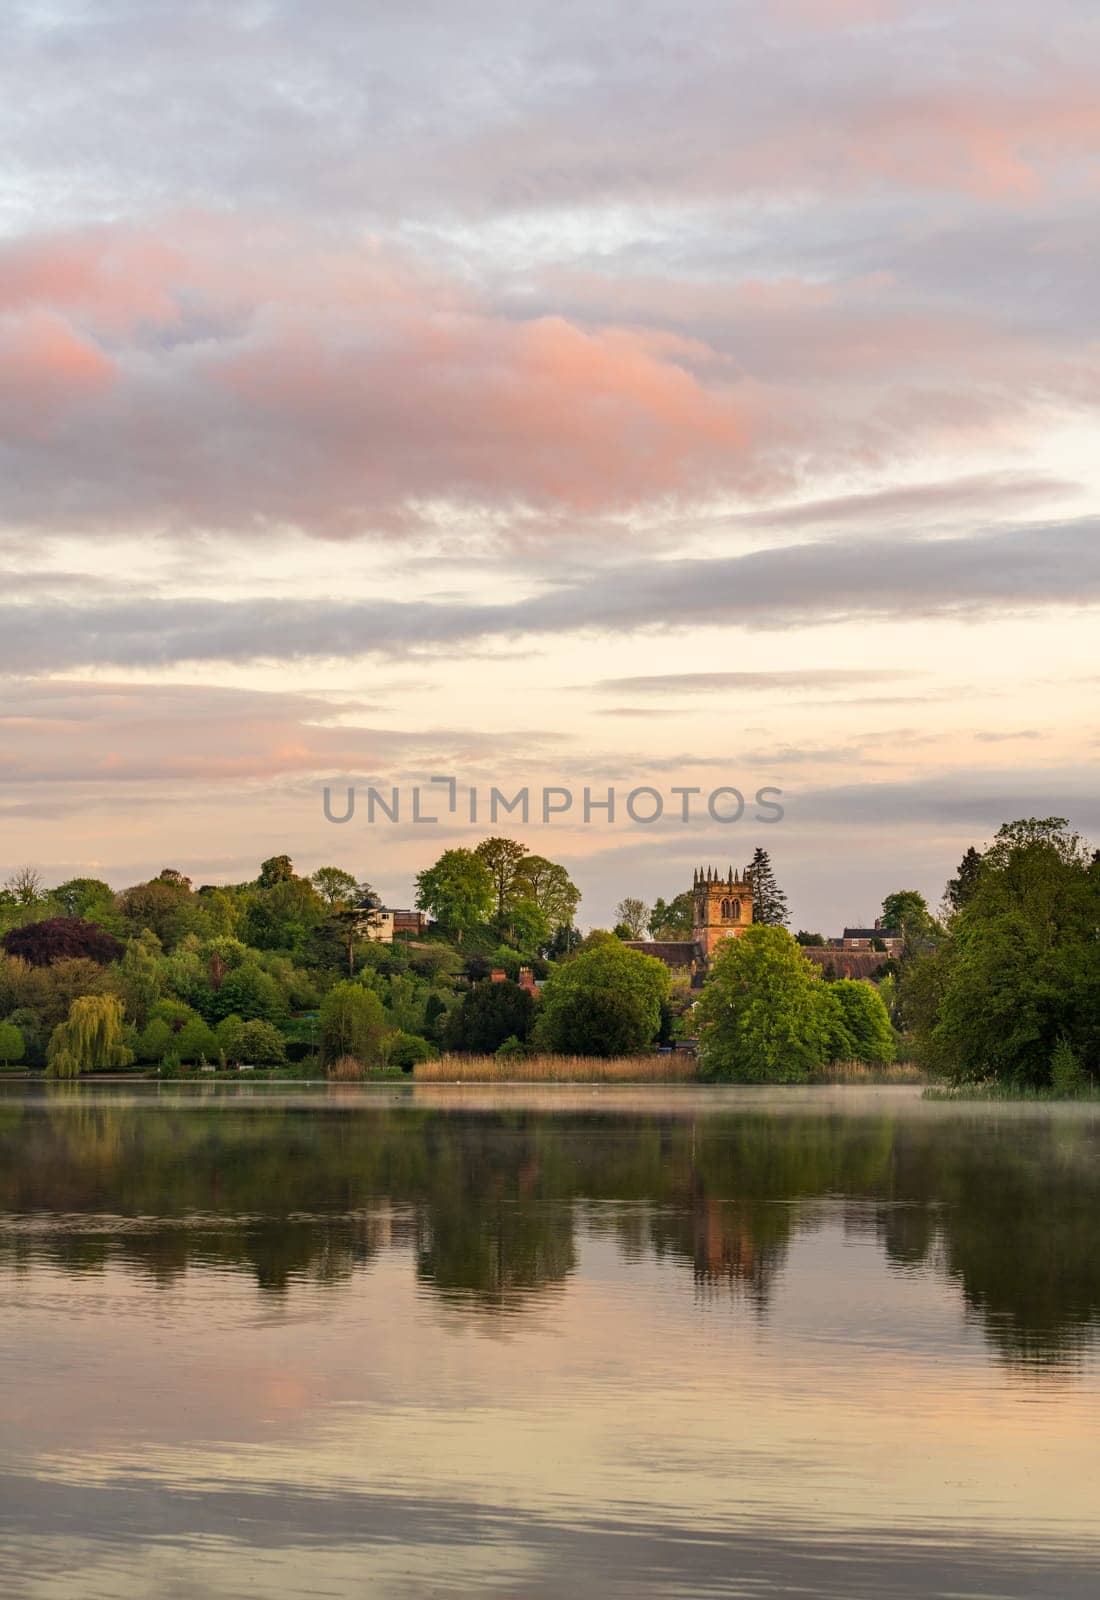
[2,1083,1098,1598]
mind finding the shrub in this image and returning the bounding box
[386,1031,436,1072]
[218,1018,286,1065]
[495,1034,530,1060]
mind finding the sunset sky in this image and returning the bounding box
[2,0,1098,930]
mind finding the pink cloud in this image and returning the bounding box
[0,214,1092,540]
[0,310,114,437]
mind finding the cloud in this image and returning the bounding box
[587,669,924,696]
[1,518,1097,670]
[0,680,550,784]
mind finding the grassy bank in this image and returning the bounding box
[924,1082,1100,1102]
[414,1052,699,1083]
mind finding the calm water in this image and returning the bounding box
[1,1084,1099,1599]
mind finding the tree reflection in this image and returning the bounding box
[1,1090,1098,1369]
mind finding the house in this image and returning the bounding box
[363,908,428,945]
[835,919,902,956]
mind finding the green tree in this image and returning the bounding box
[0,1020,24,1067]
[829,980,895,1063]
[647,892,694,938]
[243,875,326,955]
[319,981,388,1067]
[945,846,983,914]
[217,1016,287,1065]
[52,877,119,926]
[748,847,788,926]
[174,1015,218,1064]
[116,876,204,949]
[910,817,1099,1086]
[535,940,669,1056]
[47,994,133,1078]
[695,926,828,1082]
[258,855,295,888]
[514,855,580,934]
[136,1017,174,1062]
[310,867,360,909]
[614,898,650,939]
[211,964,284,1023]
[444,979,535,1053]
[474,837,529,934]
[881,890,937,960]
[415,849,493,943]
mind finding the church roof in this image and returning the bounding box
[623,940,698,967]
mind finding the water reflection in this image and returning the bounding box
[1,1084,1099,1366]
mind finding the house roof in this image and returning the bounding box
[623,939,698,967]
[842,927,899,940]
[803,949,890,980]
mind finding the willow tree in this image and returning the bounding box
[47,994,133,1078]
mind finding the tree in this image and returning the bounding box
[945,847,983,914]
[319,981,388,1067]
[118,932,164,1027]
[444,979,535,1053]
[174,1015,218,1064]
[136,1017,174,1063]
[535,940,669,1056]
[415,849,493,943]
[243,875,326,955]
[117,877,202,949]
[220,1018,286,1065]
[210,964,284,1023]
[2,918,123,968]
[46,994,132,1078]
[514,855,580,933]
[747,847,788,927]
[0,1020,24,1067]
[648,892,693,939]
[474,837,529,933]
[52,877,118,923]
[4,867,43,906]
[695,926,828,1082]
[907,817,1099,1086]
[880,890,936,957]
[258,855,295,888]
[614,898,650,939]
[829,980,895,1063]
[795,931,825,946]
[310,867,360,909]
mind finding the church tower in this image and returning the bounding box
[693,865,753,960]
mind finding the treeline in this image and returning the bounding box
[0,842,583,1076]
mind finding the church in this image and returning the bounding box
[625,866,754,985]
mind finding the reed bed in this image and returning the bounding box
[809,1059,927,1085]
[414,1052,698,1083]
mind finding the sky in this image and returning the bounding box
[1,0,1098,931]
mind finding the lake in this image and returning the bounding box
[1,1082,1098,1598]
